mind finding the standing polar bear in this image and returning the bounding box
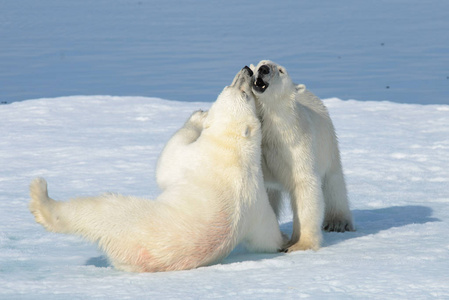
[29,67,285,272]
[251,60,354,251]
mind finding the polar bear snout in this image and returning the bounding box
[259,65,270,75]
[252,64,271,94]
[230,66,254,89]
[242,66,253,77]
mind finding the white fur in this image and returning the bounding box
[29,68,284,272]
[251,60,355,251]
[156,109,208,190]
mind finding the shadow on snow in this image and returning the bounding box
[324,205,439,247]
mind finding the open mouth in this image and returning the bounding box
[253,77,269,93]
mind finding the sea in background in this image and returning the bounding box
[1,0,448,105]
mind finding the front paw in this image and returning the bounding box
[188,110,208,129]
[286,240,320,252]
[277,232,291,253]
[284,232,321,252]
[323,219,355,232]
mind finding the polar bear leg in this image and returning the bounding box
[169,110,207,147]
[287,178,324,251]
[244,198,285,252]
[29,177,61,232]
[30,178,151,242]
[30,178,163,272]
[30,177,107,236]
[156,110,208,188]
[322,167,355,232]
[158,110,207,162]
[267,188,283,219]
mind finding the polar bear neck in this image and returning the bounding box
[198,130,261,177]
[255,89,296,119]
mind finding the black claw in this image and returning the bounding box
[345,224,355,232]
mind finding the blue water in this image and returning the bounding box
[1,0,448,105]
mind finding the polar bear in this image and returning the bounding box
[250,60,354,251]
[29,67,285,273]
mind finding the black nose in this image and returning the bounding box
[259,65,270,75]
[242,66,253,77]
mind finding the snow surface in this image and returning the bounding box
[1,96,448,299]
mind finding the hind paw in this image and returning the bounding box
[29,178,56,231]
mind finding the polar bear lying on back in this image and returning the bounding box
[251,60,355,251]
[29,67,285,273]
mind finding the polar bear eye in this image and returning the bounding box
[279,67,285,74]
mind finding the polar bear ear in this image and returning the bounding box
[296,84,306,94]
[249,64,255,72]
[241,90,252,102]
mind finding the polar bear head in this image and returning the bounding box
[251,60,306,103]
[204,66,260,139]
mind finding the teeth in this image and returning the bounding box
[262,85,266,89]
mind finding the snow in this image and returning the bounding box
[1,96,448,299]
